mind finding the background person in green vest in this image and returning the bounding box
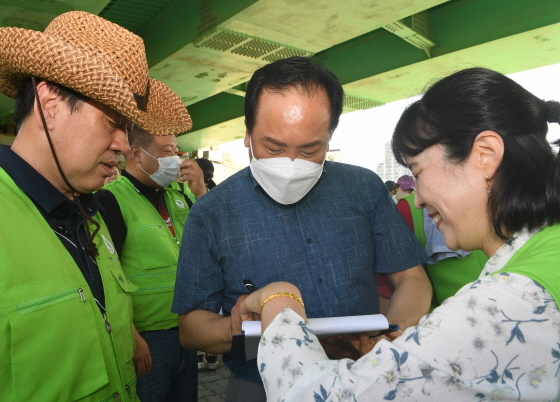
[0,11,191,402]
[233,67,560,401]
[96,126,206,402]
[396,194,488,310]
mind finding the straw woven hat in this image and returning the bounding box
[0,11,192,135]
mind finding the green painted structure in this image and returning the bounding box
[1,0,559,151]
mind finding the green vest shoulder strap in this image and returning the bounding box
[0,168,138,401]
[496,225,560,306]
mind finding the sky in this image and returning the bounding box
[330,62,560,172]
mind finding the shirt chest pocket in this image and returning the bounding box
[5,277,109,401]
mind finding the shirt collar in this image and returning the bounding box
[0,144,98,216]
[122,169,164,199]
[480,228,539,277]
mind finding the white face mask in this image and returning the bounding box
[139,147,180,187]
[249,139,325,205]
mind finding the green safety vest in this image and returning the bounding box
[403,195,488,308]
[104,176,189,332]
[0,168,139,402]
[496,224,560,306]
[168,181,197,207]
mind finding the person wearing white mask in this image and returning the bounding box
[172,56,432,402]
[96,126,206,402]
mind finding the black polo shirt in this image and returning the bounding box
[0,144,106,310]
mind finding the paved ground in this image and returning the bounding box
[197,357,230,402]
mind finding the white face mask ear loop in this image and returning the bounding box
[138,147,161,175]
[139,147,159,161]
[138,161,153,177]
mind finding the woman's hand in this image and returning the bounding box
[368,329,404,349]
[238,282,306,331]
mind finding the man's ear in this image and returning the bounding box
[32,81,59,132]
[244,126,250,148]
[472,130,504,178]
[129,144,143,163]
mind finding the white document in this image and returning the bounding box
[241,314,390,360]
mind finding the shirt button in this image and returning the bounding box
[318,277,323,283]
[306,238,312,243]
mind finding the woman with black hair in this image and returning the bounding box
[235,68,560,401]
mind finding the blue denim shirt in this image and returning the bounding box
[172,161,427,382]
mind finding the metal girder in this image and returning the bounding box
[384,12,436,57]
[344,0,560,104]
[0,0,559,152]
[139,0,259,67]
[147,0,448,109]
[179,0,560,151]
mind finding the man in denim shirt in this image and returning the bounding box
[172,57,431,401]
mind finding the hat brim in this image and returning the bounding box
[0,27,191,135]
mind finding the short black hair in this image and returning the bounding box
[128,125,155,149]
[245,56,344,137]
[14,77,87,132]
[392,67,560,240]
[194,158,214,184]
[384,180,396,192]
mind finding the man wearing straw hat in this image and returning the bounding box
[0,11,191,402]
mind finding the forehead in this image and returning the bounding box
[151,134,177,147]
[256,85,330,113]
[406,145,460,176]
[253,87,331,141]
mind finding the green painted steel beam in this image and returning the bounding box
[313,29,426,85]
[430,0,560,57]
[345,0,560,104]
[179,0,560,151]
[138,0,258,67]
[187,91,245,133]
[1,0,560,152]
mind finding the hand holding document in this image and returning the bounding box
[235,313,397,360]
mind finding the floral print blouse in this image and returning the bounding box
[258,230,560,401]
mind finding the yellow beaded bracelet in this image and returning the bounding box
[259,292,305,315]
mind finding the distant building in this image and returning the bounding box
[376,163,384,178]
[378,141,411,181]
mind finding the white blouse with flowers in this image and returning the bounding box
[257,230,560,401]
